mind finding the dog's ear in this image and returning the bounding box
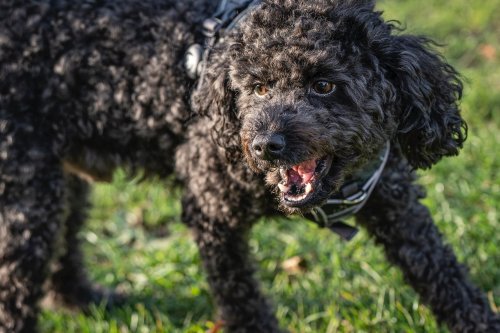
[381,35,467,169]
[190,50,241,160]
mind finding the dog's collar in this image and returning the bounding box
[184,0,260,83]
[304,141,391,241]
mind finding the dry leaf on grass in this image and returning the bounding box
[281,255,308,275]
[479,44,496,61]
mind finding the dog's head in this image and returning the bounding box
[191,0,466,214]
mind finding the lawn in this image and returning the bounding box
[40,0,500,332]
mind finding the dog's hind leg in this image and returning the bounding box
[44,173,123,311]
[0,125,65,333]
[357,149,500,333]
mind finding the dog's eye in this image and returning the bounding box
[312,80,336,95]
[254,84,270,97]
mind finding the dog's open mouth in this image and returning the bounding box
[278,156,333,207]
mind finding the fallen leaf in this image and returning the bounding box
[281,256,308,275]
[479,44,496,61]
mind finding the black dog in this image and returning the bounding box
[0,0,498,332]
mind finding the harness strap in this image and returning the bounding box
[184,0,260,83]
[305,142,391,241]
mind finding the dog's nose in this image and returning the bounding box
[252,133,286,160]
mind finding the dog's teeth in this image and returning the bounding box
[278,183,290,192]
[285,188,310,202]
[305,183,312,194]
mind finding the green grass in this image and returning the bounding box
[40,0,500,332]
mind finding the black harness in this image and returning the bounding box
[184,0,391,241]
[184,0,261,83]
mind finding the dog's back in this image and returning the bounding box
[0,0,215,179]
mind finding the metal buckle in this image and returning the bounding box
[185,0,260,81]
[203,18,222,38]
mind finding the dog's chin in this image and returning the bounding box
[266,155,342,213]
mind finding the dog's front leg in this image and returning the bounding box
[356,151,500,332]
[181,195,283,333]
[0,129,65,333]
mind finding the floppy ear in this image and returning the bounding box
[190,50,241,160]
[382,35,467,169]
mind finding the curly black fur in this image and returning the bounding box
[0,0,497,332]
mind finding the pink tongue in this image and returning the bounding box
[288,159,316,184]
[288,169,302,184]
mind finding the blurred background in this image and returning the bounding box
[41,0,499,332]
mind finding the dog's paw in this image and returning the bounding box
[42,284,126,312]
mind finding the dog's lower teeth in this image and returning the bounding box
[284,182,313,202]
[305,183,312,194]
[278,183,290,192]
